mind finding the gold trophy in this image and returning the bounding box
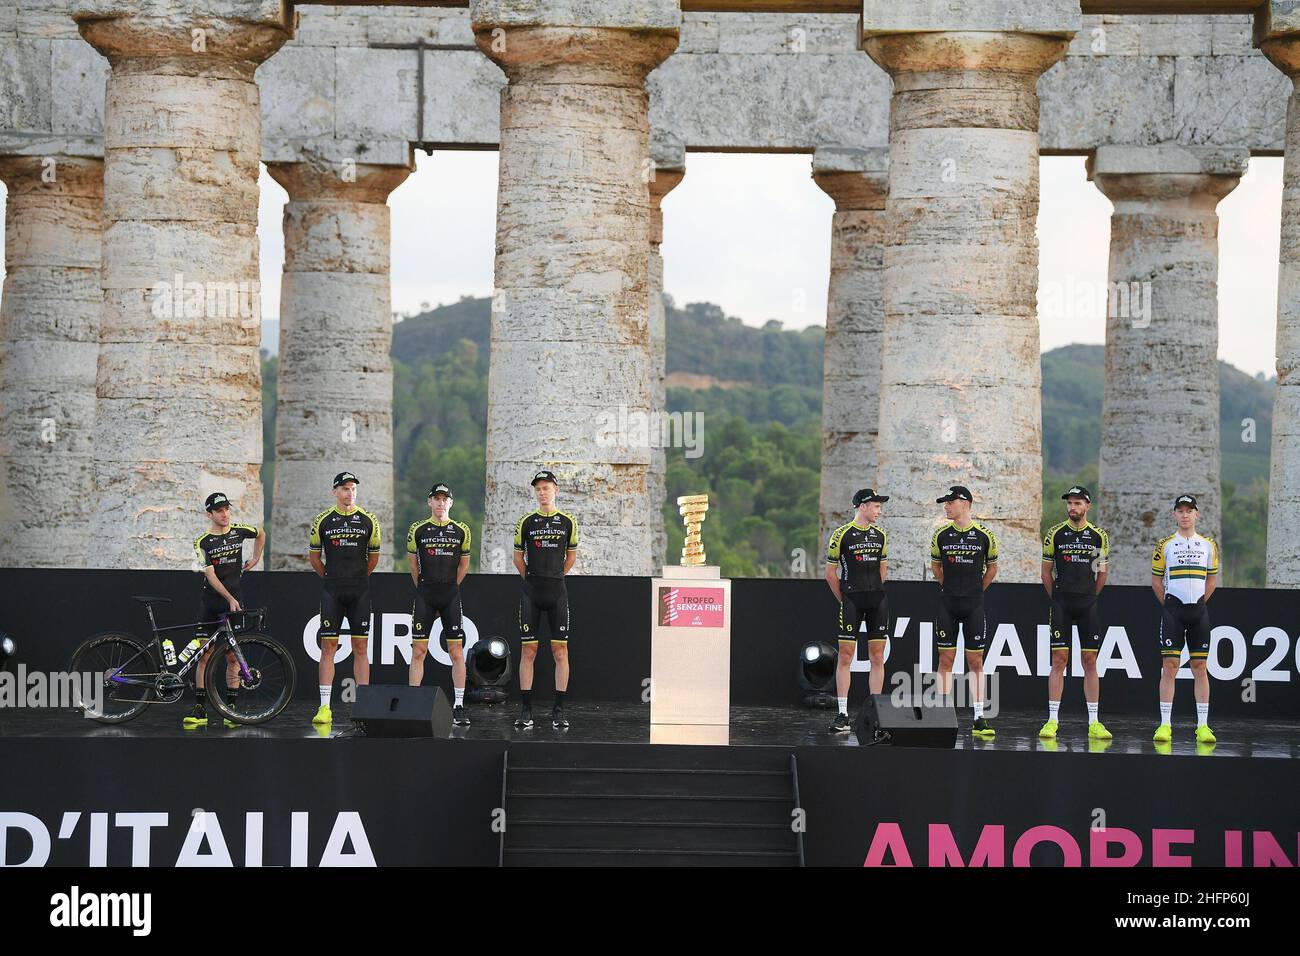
[677,494,709,566]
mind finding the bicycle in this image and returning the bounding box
[69,595,296,725]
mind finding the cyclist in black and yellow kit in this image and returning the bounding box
[930,485,998,738]
[308,471,381,726]
[1039,485,1111,741]
[512,470,578,730]
[184,492,265,728]
[407,482,472,726]
[825,488,890,734]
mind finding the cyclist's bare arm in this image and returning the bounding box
[244,528,266,570]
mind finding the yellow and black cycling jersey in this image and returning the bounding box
[195,524,258,595]
[513,510,578,579]
[826,521,887,593]
[931,521,998,597]
[1042,520,1109,594]
[309,506,381,580]
[407,517,471,586]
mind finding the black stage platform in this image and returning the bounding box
[5,570,1300,867]
[3,701,1298,760]
[5,701,1300,867]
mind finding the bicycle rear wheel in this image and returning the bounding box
[204,633,296,725]
[68,633,155,724]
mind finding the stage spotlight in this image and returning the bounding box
[0,632,14,670]
[467,636,512,705]
[799,640,838,709]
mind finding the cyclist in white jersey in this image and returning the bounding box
[1150,494,1220,746]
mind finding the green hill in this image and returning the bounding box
[261,296,1274,584]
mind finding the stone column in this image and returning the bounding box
[472,1,680,575]
[265,157,412,571]
[0,155,103,567]
[73,1,289,567]
[1088,146,1245,585]
[812,146,888,550]
[862,3,1077,582]
[1259,11,1300,587]
[648,139,685,574]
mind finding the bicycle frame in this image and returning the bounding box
[104,606,260,694]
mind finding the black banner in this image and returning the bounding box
[2,736,1296,869]
[0,737,504,867]
[797,745,1300,868]
[1,569,1297,716]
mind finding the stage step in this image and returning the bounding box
[500,746,804,866]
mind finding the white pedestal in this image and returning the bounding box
[650,565,731,730]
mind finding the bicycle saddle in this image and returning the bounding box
[131,595,173,606]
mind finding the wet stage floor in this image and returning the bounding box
[3,698,1296,759]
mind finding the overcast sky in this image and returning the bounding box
[0,150,1282,378]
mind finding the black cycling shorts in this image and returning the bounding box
[319,579,372,640]
[837,590,889,643]
[195,589,235,640]
[412,583,465,644]
[520,576,570,645]
[1050,592,1102,653]
[936,593,987,652]
[1159,595,1211,660]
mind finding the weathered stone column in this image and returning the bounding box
[862,3,1077,582]
[648,138,685,573]
[265,157,411,571]
[812,146,888,549]
[1259,9,1300,587]
[72,0,289,567]
[472,1,680,575]
[0,155,103,567]
[1089,146,1244,584]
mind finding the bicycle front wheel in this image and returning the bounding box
[68,632,155,724]
[205,633,296,725]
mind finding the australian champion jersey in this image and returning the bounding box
[930,521,998,597]
[194,524,258,594]
[514,510,578,578]
[407,518,471,586]
[1042,520,1109,594]
[309,507,381,580]
[1151,531,1219,603]
[826,521,887,592]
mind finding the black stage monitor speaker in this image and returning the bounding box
[351,685,452,738]
[857,694,957,749]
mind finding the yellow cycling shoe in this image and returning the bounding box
[1152,723,1172,743]
[312,704,332,725]
[1038,718,1058,739]
[1195,724,1216,745]
[1088,720,1112,740]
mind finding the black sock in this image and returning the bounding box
[554,690,566,709]
[521,689,532,708]
[226,687,238,707]
[195,687,205,706]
